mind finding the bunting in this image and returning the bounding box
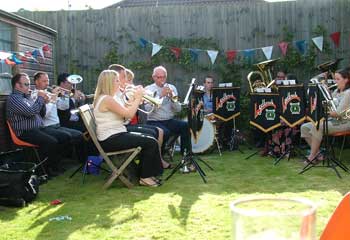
[139,30,350,65]
[207,50,218,64]
[151,43,162,57]
[0,44,50,66]
[226,50,237,64]
[278,42,289,56]
[330,32,341,48]
[261,46,273,60]
[312,36,323,51]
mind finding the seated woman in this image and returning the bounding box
[93,69,163,187]
[301,68,350,163]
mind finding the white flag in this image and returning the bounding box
[207,50,218,64]
[261,46,273,60]
[312,36,323,51]
[0,52,12,60]
[38,47,45,59]
[151,43,162,57]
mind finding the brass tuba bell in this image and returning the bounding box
[247,59,279,93]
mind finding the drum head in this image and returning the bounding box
[191,118,215,153]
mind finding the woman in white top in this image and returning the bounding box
[93,70,163,187]
[301,68,350,163]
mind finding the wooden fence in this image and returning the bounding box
[16,0,350,95]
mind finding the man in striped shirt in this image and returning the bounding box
[6,73,62,177]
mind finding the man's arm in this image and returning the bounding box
[7,95,46,117]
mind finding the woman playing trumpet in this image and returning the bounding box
[301,68,350,163]
[93,69,163,187]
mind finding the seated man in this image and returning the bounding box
[56,73,86,132]
[6,73,61,177]
[202,75,233,149]
[145,66,191,156]
[33,71,87,166]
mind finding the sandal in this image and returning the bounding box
[139,178,160,187]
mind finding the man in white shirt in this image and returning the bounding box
[145,66,191,155]
[33,72,86,166]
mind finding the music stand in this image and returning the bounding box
[166,79,213,183]
[274,84,306,165]
[299,84,349,178]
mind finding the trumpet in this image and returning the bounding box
[30,89,58,103]
[163,83,178,103]
[122,85,163,114]
[47,85,73,98]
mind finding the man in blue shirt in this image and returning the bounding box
[203,75,214,114]
[6,73,62,177]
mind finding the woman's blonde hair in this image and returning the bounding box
[93,70,119,107]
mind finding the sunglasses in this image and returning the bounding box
[20,82,30,87]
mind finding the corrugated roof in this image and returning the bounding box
[106,0,255,8]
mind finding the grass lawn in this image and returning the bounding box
[1,147,349,240]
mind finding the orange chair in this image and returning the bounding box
[6,121,46,174]
[329,130,350,163]
[320,192,350,240]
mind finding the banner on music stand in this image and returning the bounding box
[279,85,306,127]
[212,87,240,121]
[306,84,324,129]
[250,93,281,133]
[188,90,204,142]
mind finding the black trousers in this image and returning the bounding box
[19,128,62,168]
[99,132,163,178]
[126,124,159,139]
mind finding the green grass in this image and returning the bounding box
[1,147,350,240]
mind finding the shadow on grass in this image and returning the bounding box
[4,146,349,239]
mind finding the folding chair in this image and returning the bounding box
[329,130,350,163]
[6,121,47,176]
[78,104,142,189]
[320,192,350,240]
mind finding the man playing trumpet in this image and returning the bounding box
[301,68,350,163]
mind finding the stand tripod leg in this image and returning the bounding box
[195,155,214,171]
[273,150,290,165]
[189,156,207,183]
[245,151,259,160]
[165,159,185,181]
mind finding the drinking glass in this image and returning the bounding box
[230,197,317,240]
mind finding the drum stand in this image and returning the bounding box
[299,102,349,178]
[165,149,214,183]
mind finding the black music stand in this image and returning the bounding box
[166,79,213,183]
[274,84,306,165]
[299,94,349,178]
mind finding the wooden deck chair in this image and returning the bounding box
[320,192,350,240]
[78,104,142,189]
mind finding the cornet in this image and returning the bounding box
[122,85,163,114]
[163,83,178,103]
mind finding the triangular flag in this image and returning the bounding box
[330,32,341,48]
[189,48,199,62]
[139,38,148,48]
[312,36,323,51]
[0,52,12,60]
[226,50,237,64]
[261,46,273,60]
[295,40,307,55]
[151,43,162,57]
[12,54,23,65]
[5,58,15,65]
[278,41,289,56]
[170,47,181,59]
[32,49,39,59]
[38,47,45,59]
[42,44,50,52]
[243,49,255,61]
[207,50,218,64]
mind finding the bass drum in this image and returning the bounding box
[183,117,216,153]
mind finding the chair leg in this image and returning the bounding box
[338,136,346,163]
[33,148,47,176]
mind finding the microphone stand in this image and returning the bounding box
[166,79,213,183]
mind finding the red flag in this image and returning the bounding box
[42,44,50,52]
[226,50,237,64]
[330,32,341,48]
[170,47,181,59]
[278,41,289,56]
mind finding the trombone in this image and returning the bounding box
[122,85,163,114]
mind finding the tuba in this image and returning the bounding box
[247,59,279,93]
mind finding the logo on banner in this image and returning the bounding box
[282,92,301,114]
[254,99,277,119]
[216,93,237,111]
[289,102,301,114]
[265,109,276,120]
